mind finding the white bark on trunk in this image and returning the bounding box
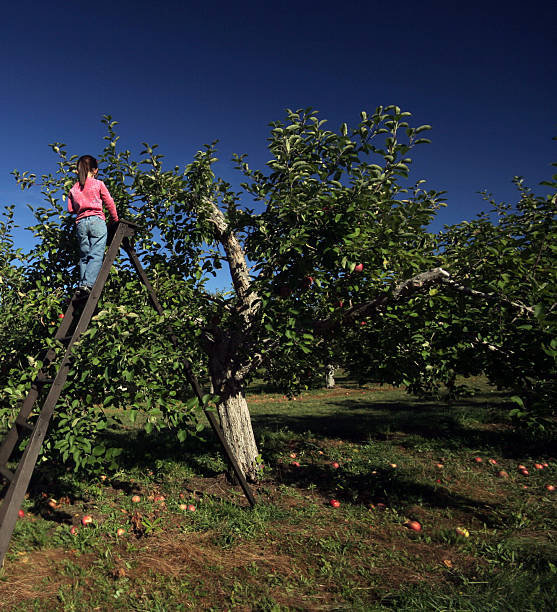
[325,364,336,388]
[215,382,260,482]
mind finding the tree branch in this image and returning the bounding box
[203,196,261,323]
[314,267,451,331]
[439,278,534,315]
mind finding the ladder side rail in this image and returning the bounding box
[122,240,256,507]
[0,223,133,563]
[0,280,88,468]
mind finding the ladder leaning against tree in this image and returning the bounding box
[0,219,255,567]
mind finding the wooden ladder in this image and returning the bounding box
[0,220,255,565]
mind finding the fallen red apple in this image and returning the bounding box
[330,499,341,508]
[153,494,165,503]
[81,515,93,526]
[534,463,543,470]
[455,527,470,538]
[131,495,141,503]
[497,470,509,479]
[488,459,497,465]
[543,463,549,467]
[353,263,364,272]
[47,498,58,509]
[69,525,78,535]
[331,461,340,469]
[116,528,126,536]
[404,520,421,531]
[517,464,526,470]
[291,461,301,467]
[289,452,297,459]
[546,484,555,492]
[435,463,444,469]
[18,509,25,518]
[474,457,483,463]
[389,463,397,468]
[519,468,529,476]
[187,504,196,512]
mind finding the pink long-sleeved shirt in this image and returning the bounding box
[67,178,118,223]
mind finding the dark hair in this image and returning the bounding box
[77,155,98,189]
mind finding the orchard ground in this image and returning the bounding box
[1,376,556,611]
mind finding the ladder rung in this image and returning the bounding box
[15,420,34,433]
[0,466,14,482]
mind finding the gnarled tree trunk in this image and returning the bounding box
[213,376,260,482]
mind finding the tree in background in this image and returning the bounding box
[2,110,555,480]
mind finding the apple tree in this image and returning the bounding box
[3,109,554,480]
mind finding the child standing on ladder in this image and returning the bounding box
[67,155,118,295]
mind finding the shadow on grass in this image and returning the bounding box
[251,396,556,458]
[273,460,500,525]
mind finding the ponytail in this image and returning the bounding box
[76,155,98,189]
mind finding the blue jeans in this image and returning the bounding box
[76,215,107,288]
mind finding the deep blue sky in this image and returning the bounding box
[3,0,556,281]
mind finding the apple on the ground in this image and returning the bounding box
[404,520,421,531]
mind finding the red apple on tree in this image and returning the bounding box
[353,263,364,272]
[18,509,25,518]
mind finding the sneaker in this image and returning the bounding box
[76,285,91,296]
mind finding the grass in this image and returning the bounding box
[1,376,556,611]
